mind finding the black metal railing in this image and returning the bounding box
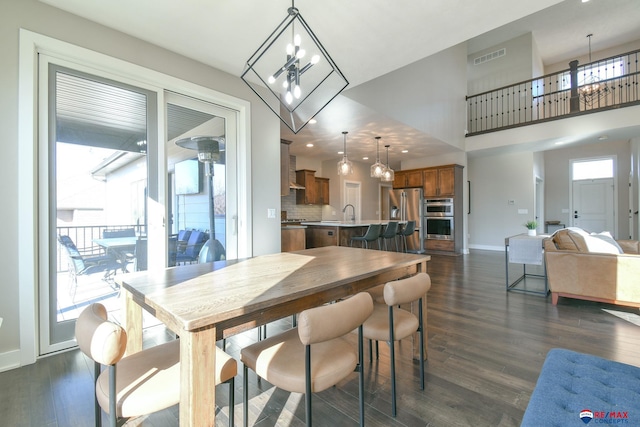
[56,224,145,272]
[466,48,640,135]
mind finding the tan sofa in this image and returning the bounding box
[544,228,640,307]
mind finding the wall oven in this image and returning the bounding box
[424,198,454,217]
[424,217,454,240]
[424,198,454,240]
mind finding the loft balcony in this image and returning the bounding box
[466,48,640,136]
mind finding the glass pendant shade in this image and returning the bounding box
[370,136,385,178]
[380,144,394,182]
[337,131,353,175]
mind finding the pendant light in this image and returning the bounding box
[337,131,353,175]
[381,145,395,182]
[579,33,602,105]
[370,136,385,178]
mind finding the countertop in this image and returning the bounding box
[302,220,403,227]
[281,225,307,229]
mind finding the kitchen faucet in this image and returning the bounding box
[342,204,356,222]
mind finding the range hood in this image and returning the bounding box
[289,181,305,190]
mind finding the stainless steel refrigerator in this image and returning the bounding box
[389,188,423,253]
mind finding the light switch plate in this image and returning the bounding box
[518,209,528,214]
[267,208,276,219]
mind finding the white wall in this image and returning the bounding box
[343,43,468,151]
[468,151,536,250]
[468,33,538,96]
[1,0,280,369]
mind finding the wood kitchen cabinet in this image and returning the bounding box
[316,177,330,205]
[296,169,318,204]
[392,169,423,189]
[423,165,462,197]
[296,170,330,205]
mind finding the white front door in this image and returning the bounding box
[571,178,615,234]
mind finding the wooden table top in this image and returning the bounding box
[117,246,429,333]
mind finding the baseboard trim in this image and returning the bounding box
[468,244,504,252]
[0,349,22,373]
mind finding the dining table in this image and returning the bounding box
[117,245,430,426]
[93,236,138,269]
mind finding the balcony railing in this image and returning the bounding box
[466,48,640,135]
[56,224,145,272]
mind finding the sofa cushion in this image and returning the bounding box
[552,228,585,251]
[553,228,623,254]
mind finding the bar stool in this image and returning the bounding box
[397,220,416,252]
[379,221,399,251]
[350,223,382,249]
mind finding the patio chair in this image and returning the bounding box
[175,230,208,264]
[58,235,122,298]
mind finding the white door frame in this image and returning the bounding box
[19,30,251,364]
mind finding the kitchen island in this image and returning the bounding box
[302,220,400,248]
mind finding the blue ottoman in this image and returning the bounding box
[521,348,640,426]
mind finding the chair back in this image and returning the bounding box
[184,230,208,258]
[58,235,86,273]
[402,220,416,236]
[134,238,148,271]
[382,222,399,238]
[383,272,431,306]
[75,303,127,366]
[297,292,373,345]
[363,224,382,241]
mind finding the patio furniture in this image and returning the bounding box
[175,230,208,264]
[58,235,122,298]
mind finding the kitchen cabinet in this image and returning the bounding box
[423,165,461,197]
[316,177,330,205]
[281,226,306,252]
[296,169,318,204]
[392,169,423,189]
[295,170,330,205]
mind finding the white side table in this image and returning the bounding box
[505,233,549,295]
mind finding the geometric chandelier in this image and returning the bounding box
[578,33,605,106]
[241,1,349,134]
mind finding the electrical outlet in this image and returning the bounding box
[508,199,515,205]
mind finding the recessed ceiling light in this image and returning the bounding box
[309,119,317,124]
[582,0,589,3]
[598,135,608,141]
[338,151,344,155]
[402,150,408,153]
[555,140,568,145]
[306,143,314,147]
[362,156,369,160]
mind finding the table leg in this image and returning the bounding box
[121,289,142,355]
[180,326,217,426]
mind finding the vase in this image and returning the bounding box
[527,229,536,236]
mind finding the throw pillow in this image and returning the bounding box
[588,231,623,254]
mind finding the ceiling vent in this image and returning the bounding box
[474,48,506,65]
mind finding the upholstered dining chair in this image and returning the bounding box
[241,292,374,427]
[75,303,237,427]
[361,272,431,417]
[350,223,382,249]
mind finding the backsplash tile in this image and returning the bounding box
[281,155,322,221]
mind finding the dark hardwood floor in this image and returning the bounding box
[2,250,640,426]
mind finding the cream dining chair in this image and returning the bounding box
[361,272,431,417]
[75,303,237,427]
[241,292,374,427]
